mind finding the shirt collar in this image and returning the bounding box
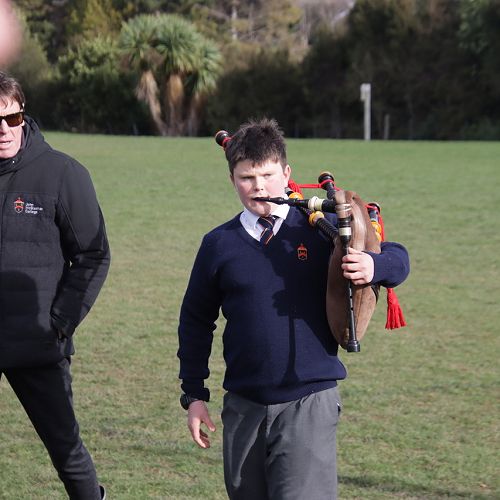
[242,203,290,231]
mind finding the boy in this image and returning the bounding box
[178,118,409,499]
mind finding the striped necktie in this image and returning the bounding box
[258,216,277,245]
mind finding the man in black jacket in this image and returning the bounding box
[0,72,110,499]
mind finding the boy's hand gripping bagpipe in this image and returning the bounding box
[284,173,379,352]
[215,130,406,352]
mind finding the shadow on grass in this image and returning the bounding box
[339,474,493,499]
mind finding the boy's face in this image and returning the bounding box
[231,159,291,217]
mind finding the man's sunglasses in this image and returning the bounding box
[0,111,24,127]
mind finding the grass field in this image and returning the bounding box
[0,133,498,499]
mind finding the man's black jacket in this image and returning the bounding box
[0,116,110,368]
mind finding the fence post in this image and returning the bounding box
[360,83,371,141]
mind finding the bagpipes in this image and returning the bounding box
[215,130,406,352]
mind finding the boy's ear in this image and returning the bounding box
[229,173,235,186]
[284,164,291,183]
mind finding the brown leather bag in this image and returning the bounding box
[326,190,381,349]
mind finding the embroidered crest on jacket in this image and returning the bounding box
[14,197,24,213]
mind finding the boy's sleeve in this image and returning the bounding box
[177,235,222,402]
[366,241,410,288]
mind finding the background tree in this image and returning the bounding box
[185,40,224,135]
[120,14,222,136]
[299,0,477,139]
[457,0,500,138]
[205,49,306,136]
[67,0,122,42]
[112,0,173,19]
[55,36,148,134]
[120,14,166,135]
[8,0,500,139]
[14,0,69,62]
[302,28,352,137]
[156,15,204,135]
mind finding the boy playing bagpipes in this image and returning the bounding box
[177,118,409,499]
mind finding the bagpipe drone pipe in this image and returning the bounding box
[215,130,406,352]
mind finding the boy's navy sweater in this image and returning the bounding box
[178,208,409,405]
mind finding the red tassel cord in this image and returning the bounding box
[287,179,303,195]
[385,287,407,330]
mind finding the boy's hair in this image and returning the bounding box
[225,118,287,174]
[0,71,25,108]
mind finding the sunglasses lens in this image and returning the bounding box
[1,112,24,127]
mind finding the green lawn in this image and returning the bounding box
[0,134,498,499]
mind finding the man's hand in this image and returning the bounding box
[341,247,374,285]
[187,401,216,449]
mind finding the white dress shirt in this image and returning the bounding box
[240,204,290,241]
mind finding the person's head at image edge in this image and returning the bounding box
[0,71,25,160]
